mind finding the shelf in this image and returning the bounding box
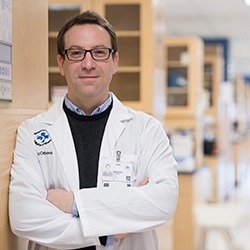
[116,31,140,37]
[168,61,189,67]
[49,31,58,38]
[117,66,140,72]
[49,67,60,73]
[167,87,188,93]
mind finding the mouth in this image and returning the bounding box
[79,75,98,79]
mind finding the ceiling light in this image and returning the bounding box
[243,0,250,6]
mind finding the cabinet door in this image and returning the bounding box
[165,37,204,117]
[166,45,189,107]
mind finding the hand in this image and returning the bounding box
[114,176,149,241]
[114,233,130,241]
[46,189,74,214]
[139,176,149,186]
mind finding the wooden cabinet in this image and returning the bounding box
[165,37,204,117]
[164,37,204,171]
[173,173,196,250]
[48,0,167,116]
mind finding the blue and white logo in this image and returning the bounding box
[34,130,51,146]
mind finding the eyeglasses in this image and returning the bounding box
[64,48,115,61]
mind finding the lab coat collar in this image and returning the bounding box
[109,92,134,121]
[41,92,133,125]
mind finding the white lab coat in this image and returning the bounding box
[9,93,178,250]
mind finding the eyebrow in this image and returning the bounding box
[66,45,110,50]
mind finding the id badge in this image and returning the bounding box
[102,161,133,188]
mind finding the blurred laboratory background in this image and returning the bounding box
[1,0,250,249]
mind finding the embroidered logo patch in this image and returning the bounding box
[34,130,51,146]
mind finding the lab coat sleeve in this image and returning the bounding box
[75,116,179,237]
[9,122,99,249]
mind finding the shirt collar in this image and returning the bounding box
[64,93,112,116]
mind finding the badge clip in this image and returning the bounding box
[116,150,121,162]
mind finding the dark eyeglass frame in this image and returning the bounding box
[63,48,115,61]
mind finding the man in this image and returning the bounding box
[9,11,178,250]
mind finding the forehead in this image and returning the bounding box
[64,24,111,48]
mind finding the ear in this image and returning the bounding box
[112,52,119,74]
[57,54,65,76]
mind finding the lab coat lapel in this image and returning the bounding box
[100,94,131,157]
[45,103,79,191]
[97,108,125,186]
[101,112,125,157]
[97,95,133,187]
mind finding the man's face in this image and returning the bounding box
[57,24,118,106]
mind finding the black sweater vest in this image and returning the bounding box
[63,102,112,250]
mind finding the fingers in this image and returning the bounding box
[114,233,130,241]
[139,176,149,186]
[46,189,74,214]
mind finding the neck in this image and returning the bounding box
[67,94,109,115]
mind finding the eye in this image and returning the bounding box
[69,50,84,58]
[93,49,107,57]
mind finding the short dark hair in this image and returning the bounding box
[57,10,118,58]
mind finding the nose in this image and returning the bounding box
[81,51,96,70]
